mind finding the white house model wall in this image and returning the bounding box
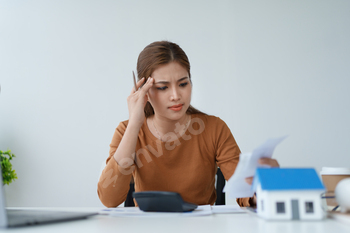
[256,184,325,220]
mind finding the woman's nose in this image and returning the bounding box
[170,87,180,101]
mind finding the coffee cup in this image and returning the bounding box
[320,167,350,206]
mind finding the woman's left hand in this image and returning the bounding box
[245,157,280,206]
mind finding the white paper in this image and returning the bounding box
[223,136,287,198]
[100,205,212,217]
[211,205,246,214]
[182,205,212,216]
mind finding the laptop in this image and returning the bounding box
[0,167,97,227]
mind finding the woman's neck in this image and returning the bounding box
[150,114,191,141]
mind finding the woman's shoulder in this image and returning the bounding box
[120,119,129,126]
[115,119,129,133]
[191,113,228,133]
[192,113,226,125]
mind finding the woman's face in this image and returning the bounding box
[147,62,192,121]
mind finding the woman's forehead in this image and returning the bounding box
[152,62,189,82]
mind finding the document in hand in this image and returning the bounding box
[223,136,287,198]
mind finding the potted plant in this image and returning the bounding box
[0,86,18,185]
[0,150,17,185]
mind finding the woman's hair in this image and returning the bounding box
[137,41,206,117]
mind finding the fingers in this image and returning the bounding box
[139,77,154,94]
[130,77,154,95]
[136,77,147,90]
[245,177,253,185]
[258,158,280,167]
[130,77,145,94]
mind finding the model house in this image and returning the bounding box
[252,168,325,220]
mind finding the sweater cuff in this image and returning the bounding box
[236,195,256,207]
[236,197,251,207]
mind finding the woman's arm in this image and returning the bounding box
[97,122,138,207]
[212,117,253,207]
[214,117,280,207]
[97,77,154,207]
[113,77,154,166]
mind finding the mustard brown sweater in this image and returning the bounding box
[97,113,252,207]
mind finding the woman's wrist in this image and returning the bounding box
[127,119,144,131]
[113,122,141,166]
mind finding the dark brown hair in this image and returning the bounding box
[137,41,206,117]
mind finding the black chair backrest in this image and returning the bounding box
[124,167,226,207]
[215,167,226,205]
[124,182,135,207]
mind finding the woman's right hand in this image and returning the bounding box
[127,77,154,128]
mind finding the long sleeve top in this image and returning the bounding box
[97,113,252,207]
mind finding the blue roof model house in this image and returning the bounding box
[252,168,325,220]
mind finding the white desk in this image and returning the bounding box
[0,207,349,233]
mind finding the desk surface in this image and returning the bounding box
[1,207,350,233]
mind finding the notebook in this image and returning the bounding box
[0,166,97,227]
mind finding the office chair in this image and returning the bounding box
[215,167,226,205]
[124,177,135,207]
[124,167,226,207]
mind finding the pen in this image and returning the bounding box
[133,71,138,92]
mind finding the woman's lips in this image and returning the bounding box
[169,104,183,111]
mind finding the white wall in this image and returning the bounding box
[0,0,349,207]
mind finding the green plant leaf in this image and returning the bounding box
[0,149,17,185]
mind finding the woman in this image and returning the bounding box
[97,41,279,207]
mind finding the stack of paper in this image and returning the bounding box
[100,205,245,217]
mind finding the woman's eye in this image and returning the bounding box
[157,86,168,90]
[180,82,188,87]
